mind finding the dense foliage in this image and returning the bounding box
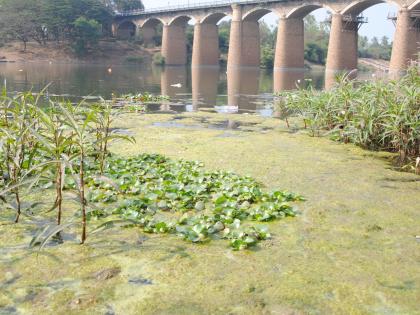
[106,0,144,11]
[0,90,302,250]
[0,0,143,54]
[277,68,420,171]
[359,35,393,60]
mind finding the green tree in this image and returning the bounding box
[303,14,330,65]
[218,21,230,54]
[260,21,276,49]
[261,46,275,69]
[109,0,144,11]
[73,17,101,56]
[0,0,45,50]
[304,42,326,64]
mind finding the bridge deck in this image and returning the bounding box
[116,0,286,17]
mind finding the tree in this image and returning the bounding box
[305,43,326,64]
[358,35,392,60]
[73,17,101,56]
[260,21,276,49]
[303,14,329,65]
[109,0,144,11]
[261,46,275,69]
[218,21,230,54]
[0,0,45,50]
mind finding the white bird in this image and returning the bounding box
[170,83,182,88]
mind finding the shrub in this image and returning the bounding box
[261,46,274,69]
[152,52,165,65]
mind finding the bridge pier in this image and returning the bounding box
[389,9,419,73]
[326,14,358,73]
[227,4,243,106]
[274,17,305,71]
[274,69,305,92]
[192,66,219,109]
[227,4,243,70]
[242,21,261,67]
[192,22,220,67]
[162,24,187,66]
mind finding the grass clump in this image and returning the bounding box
[278,68,420,172]
[109,92,169,113]
[124,56,144,64]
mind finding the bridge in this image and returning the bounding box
[113,0,420,88]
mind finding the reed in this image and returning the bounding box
[278,68,420,170]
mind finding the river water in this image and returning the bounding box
[0,62,344,115]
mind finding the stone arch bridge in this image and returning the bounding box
[113,0,420,76]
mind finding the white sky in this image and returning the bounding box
[142,0,398,40]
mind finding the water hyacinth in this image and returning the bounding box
[88,154,304,250]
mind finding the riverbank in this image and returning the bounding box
[0,111,419,315]
[0,40,155,64]
[0,41,390,73]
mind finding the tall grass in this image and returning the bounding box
[0,92,134,243]
[278,68,420,170]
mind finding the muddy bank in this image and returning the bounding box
[0,40,154,64]
[0,112,419,314]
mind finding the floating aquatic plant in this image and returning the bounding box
[85,153,304,250]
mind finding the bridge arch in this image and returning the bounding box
[242,8,277,22]
[140,17,165,28]
[192,13,230,67]
[201,12,228,25]
[341,0,401,15]
[169,15,195,26]
[409,0,420,9]
[116,20,137,39]
[239,8,279,67]
[140,18,165,47]
[286,4,334,18]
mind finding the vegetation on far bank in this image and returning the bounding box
[0,0,144,55]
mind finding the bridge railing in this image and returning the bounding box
[115,0,283,16]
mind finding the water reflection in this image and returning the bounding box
[0,61,370,116]
[274,70,305,92]
[226,67,260,112]
[161,66,187,98]
[192,66,219,110]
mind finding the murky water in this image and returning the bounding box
[0,62,330,115]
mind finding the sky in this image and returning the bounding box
[142,0,398,40]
